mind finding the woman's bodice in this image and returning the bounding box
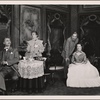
[72,51,87,63]
[26,39,44,57]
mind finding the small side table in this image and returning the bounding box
[18,60,44,93]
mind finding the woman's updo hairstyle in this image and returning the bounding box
[74,43,83,52]
[31,30,38,36]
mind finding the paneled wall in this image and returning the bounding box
[11,5,100,49]
[0,5,12,50]
[70,5,78,34]
[78,5,100,57]
[12,6,20,48]
[12,5,70,48]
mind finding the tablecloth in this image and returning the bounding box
[18,60,44,79]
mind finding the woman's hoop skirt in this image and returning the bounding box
[67,60,100,87]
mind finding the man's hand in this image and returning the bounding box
[65,58,69,62]
[82,61,87,64]
[72,61,76,64]
[44,43,47,47]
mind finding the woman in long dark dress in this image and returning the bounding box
[67,44,100,87]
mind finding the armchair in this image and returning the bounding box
[44,48,64,85]
[18,41,28,59]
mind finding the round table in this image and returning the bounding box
[18,60,45,93]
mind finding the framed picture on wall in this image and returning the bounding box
[20,5,41,44]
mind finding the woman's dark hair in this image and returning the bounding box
[74,43,83,52]
[31,31,38,36]
[77,43,83,47]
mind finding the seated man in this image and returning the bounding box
[0,37,19,94]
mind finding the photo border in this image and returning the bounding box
[1,1,100,100]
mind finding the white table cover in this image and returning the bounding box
[18,60,44,79]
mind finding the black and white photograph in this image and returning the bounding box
[1,2,100,97]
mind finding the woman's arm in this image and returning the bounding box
[26,42,31,52]
[39,41,45,52]
[82,53,87,64]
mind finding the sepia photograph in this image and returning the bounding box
[1,2,100,98]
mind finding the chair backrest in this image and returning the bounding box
[18,41,27,58]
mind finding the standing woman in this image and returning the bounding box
[67,44,100,87]
[25,31,45,60]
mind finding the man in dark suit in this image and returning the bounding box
[0,37,19,94]
[61,32,79,84]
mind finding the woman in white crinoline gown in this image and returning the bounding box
[67,44,100,87]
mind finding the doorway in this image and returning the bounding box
[80,14,100,70]
[46,9,68,66]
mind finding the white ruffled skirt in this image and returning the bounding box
[67,60,100,87]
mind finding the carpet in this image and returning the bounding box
[6,70,100,95]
